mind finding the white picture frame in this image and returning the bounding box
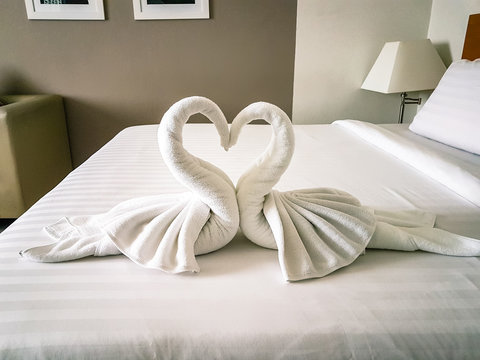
[132,0,209,20]
[24,0,105,20]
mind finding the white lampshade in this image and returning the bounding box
[361,39,446,94]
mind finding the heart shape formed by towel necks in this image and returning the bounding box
[22,97,480,280]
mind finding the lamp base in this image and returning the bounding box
[398,92,422,124]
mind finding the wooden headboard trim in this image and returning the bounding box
[462,13,480,60]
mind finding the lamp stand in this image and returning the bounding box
[398,92,421,124]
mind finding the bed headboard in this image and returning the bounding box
[462,13,480,60]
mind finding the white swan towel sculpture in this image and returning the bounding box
[20,97,239,274]
[229,102,480,281]
[20,97,480,280]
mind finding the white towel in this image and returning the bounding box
[230,102,480,281]
[230,102,376,281]
[20,96,240,274]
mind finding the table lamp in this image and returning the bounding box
[361,39,446,123]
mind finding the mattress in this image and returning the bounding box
[1,123,480,359]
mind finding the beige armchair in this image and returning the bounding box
[0,95,72,218]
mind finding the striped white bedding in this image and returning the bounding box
[1,123,480,359]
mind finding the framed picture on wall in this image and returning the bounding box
[132,0,209,20]
[24,0,105,20]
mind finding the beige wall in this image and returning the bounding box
[0,0,297,166]
[293,0,432,125]
[428,0,480,64]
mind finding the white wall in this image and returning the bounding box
[293,0,432,124]
[428,0,480,64]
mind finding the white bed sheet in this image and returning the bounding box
[1,123,480,359]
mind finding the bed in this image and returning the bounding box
[1,16,480,360]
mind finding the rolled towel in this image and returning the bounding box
[229,102,480,282]
[20,96,240,274]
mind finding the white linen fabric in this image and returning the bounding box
[1,123,480,359]
[335,119,480,207]
[19,97,239,273]
[409,59,480,155]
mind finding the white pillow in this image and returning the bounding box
[409,59,480,155]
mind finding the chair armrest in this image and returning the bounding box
[0,95,72,217]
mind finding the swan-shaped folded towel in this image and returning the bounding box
[20,96,240,274]
[230,102,480,281]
